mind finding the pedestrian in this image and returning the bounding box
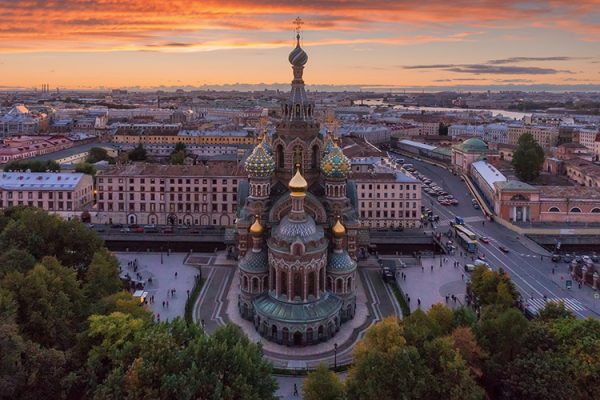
[293,383,298,396]
[175,271,178,278]
[417,298,421,307]
[162,301,165,308]
[461,273,464,281]
[579,282,582,289]
[407,296,410,303]
[166,300,169,308]
[421,265,424,272]
[552,268,555,275]
[445,295,449,303]
[157,313,160,322]
[403,274,406,281]
[431,265,434,271]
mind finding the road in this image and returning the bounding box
[398,154,599,319]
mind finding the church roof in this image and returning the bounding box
[327,251,356,273]
[453,137,489,153]
[239,249,268,273]
[253,291,342,323]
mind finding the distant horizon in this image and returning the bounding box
[3,82,600,94]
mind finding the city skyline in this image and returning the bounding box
[0,1,599,90]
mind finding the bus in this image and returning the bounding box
[456,231,478,253]
[454,224,477,241]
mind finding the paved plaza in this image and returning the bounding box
[116,251,205,322]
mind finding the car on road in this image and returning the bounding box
[133,227,144,233]
[478,254,486,261]
[120,228,131,233]
[473,204,480,210]
[128,224,140,229]
[95,227,105,233]
[592,254,599,262]
[162,227,174,234]
[110,223,124,229]
[499,246,509,253]
[551,254,561,262]
[381,267,395,283]
[479,236,490,244]
[451,199,459,205]
[563,254,572,263]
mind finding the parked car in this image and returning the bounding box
[473,204,480,210]
[499,246,509,253]
[133,227,144,233]
[551,254,561,262]
[120,228,131,233]
[563,254,572,263]
[110,223,124,229]
[162,227,175,234]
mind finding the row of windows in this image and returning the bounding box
[98,193,236,202]
[0,191,74,200]
[98,177,238,186]
[548,207,600,213]
[1,201,73,210]
[98,185,237,194]
[358,192,418,199]
[97,202,237,213]
[360,201,418,209]
[359,183,418,191]
[360,210,418,218]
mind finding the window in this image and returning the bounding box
[570,207,581,213]
[592,208,600,213]
[548,207,560,212]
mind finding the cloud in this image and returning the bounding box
[404,62,574,75]
[487,56,584,64]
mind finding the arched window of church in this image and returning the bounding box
[307,271,315,297]
[280,271,287,296]
[293,273,302,299]
[311,145,319,168]
[296,104,300,116]
[276,144,284,168]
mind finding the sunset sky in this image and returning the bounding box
[0,0,599,90]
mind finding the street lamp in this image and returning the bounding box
[334,342,338,369]
[160,246,163,265]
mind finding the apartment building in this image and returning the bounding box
[350,159,422,228]
[94,162,246,226]
[574,128,599,153]
[0,172,93,218]
[112,127,258,146]
[507,124,558,150]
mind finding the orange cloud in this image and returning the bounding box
[0,1,598,52]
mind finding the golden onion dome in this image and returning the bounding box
[332,217,346,237]
[288,166,308,193]
[249,215,264,236]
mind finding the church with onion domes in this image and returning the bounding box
[235,26,360,346]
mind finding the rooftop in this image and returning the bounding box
[471,160,507,188]
[494,180,538,192]
[0,172,87,190]
[539,185,600,200]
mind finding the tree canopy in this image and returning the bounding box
[128,143,147,161]
[3,159,60,172]
[512,132,545,182]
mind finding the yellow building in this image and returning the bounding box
[112,128,258,146]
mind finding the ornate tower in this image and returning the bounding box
[273,19,322,186]
[321,137,351,216]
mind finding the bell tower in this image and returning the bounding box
[273,17,323,187]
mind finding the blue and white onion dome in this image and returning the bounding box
[321,143,350,179]
[245,145,275,178]
[323,134,334,156]
[288,35,308,67]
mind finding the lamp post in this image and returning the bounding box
[160,246,163,265]
[334,342,338,369]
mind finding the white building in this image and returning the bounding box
[0,172,93,219]
[470,160,507,207]
[0,105,44,137]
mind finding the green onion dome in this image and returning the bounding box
[321,143,350,179]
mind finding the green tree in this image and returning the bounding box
[169,150,186,165]
[512,132,544,182]
[128,144,147,161]
[421,337,485,400]
[303,364,344,400]
[87,147,109,163]
[83,249,123,301]
[537,301,575,321]
[3,160,60,172]
[75,162,97,176]
[173,142,186,153]
[0,247,36,277]
[469,267,518,309]
[3,257,85,349]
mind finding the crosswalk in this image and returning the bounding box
[525,297,586,313]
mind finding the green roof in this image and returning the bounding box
[454,138,489,153]
[253,292,342,323]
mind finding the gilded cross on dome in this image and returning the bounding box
[294,17,304,35]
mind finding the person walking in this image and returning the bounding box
[293,383,298,396]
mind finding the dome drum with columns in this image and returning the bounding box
[236,27,358,346]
